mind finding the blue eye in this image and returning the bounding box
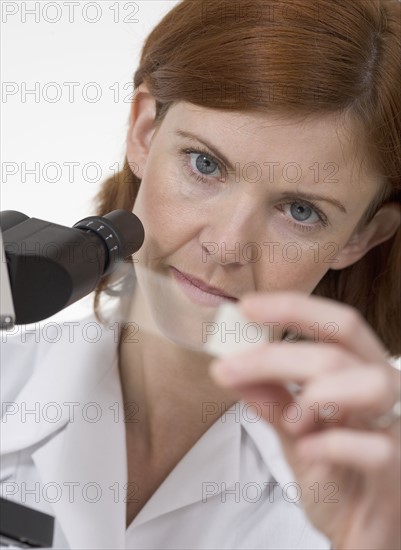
[192,152,220,176]
[279,201,328,232]
[179,147,224,183]
[289,203,319,223]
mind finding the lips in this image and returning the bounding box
[170,267,238,300]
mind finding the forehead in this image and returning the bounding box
[166,102,353,162]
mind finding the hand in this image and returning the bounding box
[209,291,401,550]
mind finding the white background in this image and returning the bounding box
[1,0,180,320]
[1,0,180,226]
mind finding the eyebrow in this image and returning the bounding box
[174,129,236,171]
[173,129,347,214]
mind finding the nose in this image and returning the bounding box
[200,194,263,266]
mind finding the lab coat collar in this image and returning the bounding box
[240,409,299,495]
[129,403,242,530]
[128,401,300,530]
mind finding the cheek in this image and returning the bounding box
[254,243,332,293]
[132,152,202,260]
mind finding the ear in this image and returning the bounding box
[126,83,158,180]
[331,202,401,270]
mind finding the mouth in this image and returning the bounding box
[170,266,238,307]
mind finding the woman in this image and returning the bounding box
[1,0,400,548]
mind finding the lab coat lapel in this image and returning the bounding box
[31,355,127,550]
[1,317,118,455]
[241,412,301,505]
[130,404,241,529]
[2,311,128,549]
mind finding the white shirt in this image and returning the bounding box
[0,301,332,549]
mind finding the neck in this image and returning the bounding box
[117,283,240,459]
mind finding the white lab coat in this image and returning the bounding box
[0,299,332,549]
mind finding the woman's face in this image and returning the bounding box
[126,94,395,347]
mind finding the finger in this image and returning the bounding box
[296,428,400,473]
[209,341,359,386]
[240,291,388,364]
[291,364,401,435]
